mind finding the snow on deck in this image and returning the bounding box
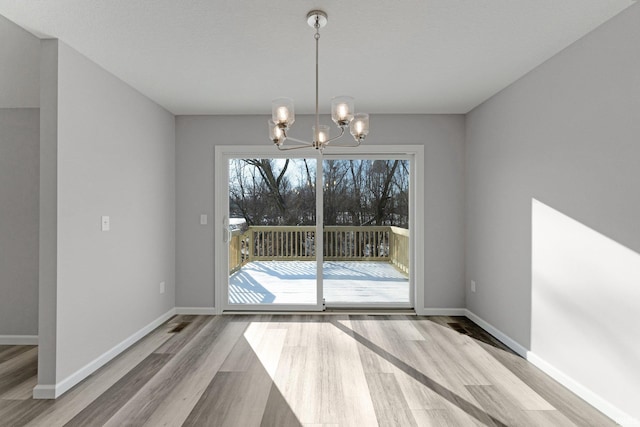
[229,261,409,305]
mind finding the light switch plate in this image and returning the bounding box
[200,214,208,225]
[101,216,110,231]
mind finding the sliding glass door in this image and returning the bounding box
[322,158,411,307]
[225,157,322,310]
[215,146,419,312]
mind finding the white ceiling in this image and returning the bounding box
[0,0,635,115]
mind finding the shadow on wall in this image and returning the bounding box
[531,198,640,421]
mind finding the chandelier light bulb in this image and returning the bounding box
[277,107,289,123]
[269,120,285,145]
[272,98,295,128]
[350,113,369,141]
[313,125,330,145]
[331,96,355,127]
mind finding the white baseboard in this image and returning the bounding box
[33,308,176,399]
[415,307,467,316]
[464,309,528,357]
[0,335,38,345]
[464,309,639,426]
[175,307,217,315]
[526,352,639,426]
[32,385,55,399]
[419,307,467,316]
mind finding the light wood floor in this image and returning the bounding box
[0,315,616,426]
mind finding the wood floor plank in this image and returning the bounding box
[0,375,37,400]
[410,408,483,427]
[0,346,34,365]
[219,334,255,372]
[342,319,502,427]
[422,320,555,411]
[329,318,382,427]
[0,399,54,427]
[25,320,176,427]
[474,339,617,427]
[183,323,286,427]
[63,353,172,427]
[523,409,581,426]
[390,340,462,411]
[282,315,315,347]
[154,315,210,354]
[412,318,493,386]
[365,372,418,427]
[466,384,575,427]
[283,319,340,424]
[315,317,357,425]
[181,372,259,427]
[267,345,310,421]
[348,315,400,373]
[103,316,235,426]
[0,347,37,396]
[384,315,427,341]
[260,383,303,427]
[138,317,251,427]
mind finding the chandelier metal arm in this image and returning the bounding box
[278,129,314,148]
[283,136,314,146]
[276,143,314,151]
[323,126,345,145]
[332,139,363,148]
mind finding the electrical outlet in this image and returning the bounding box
[471,280,476,293]
[159,281,165,294]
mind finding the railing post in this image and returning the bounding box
[238,232,243,269]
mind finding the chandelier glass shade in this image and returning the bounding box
[268,10,369,151]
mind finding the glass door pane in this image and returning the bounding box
[322,159,411,306]
[226,158,320,309]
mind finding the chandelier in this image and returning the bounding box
[268,10,370,151]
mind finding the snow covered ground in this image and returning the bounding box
[228,261,409,305]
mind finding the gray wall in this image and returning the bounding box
[39,40,176,385]
[175,114,465,310]
[0,14,40,338]
[465,2,640,421]
[0,109,39,336]
[38,39,58,386]
[0,14,39,108]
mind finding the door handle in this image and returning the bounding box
[223,216,229,243]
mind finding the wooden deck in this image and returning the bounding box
[228,261,409,305]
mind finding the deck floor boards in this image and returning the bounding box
[229,261,410,305]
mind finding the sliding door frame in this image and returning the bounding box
[321,153,414,309]
[214,144,424,314]
[215,148,324,312]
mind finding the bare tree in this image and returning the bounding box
[229,158,409,229]
[243,159,290,222]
